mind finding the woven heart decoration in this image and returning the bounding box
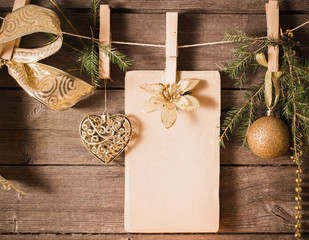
[80,112,132,164]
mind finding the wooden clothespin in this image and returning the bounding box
[266,0,279,72]
[165,12,178,85]
[99,5,111,79]
[0,0,31,60]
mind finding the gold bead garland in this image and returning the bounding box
[294,164,303,239]
[285,30,305,239]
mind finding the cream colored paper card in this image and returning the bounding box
[125,70,220,233]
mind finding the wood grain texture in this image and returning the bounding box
[0,166,301,233]
[0,13,308,89]
[0,89,295,165]
[0,90,123,130]
[0,128,294,165]
[0,234,297,240]
[0,0,308,238]
[0,0,309,13]
[0,88,243,130]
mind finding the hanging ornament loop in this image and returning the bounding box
[256,53,282,111]
[102,111,109,122]
[266,109,273,117]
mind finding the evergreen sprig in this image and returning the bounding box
[280,42,309,163]
[98,43,132,72]
[220,83,264,147]
[90,0,100,31]
[49,0,131,87]
[220,30,309,164]
[78,38,100,87]
[222,31,278,87]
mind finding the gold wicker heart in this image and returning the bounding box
[80,112,132,164]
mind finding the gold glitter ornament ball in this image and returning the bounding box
[247,116,290,159]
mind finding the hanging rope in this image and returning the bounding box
[0,15,308,48]
[60,19,309,48]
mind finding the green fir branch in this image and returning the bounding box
[220,84,264,147]
[47,0,132,87]
[222,31,279,87]
[280,44,309,163]
[238,94,255,147]
[98,43,132,72]
[90,0,100,32]
[78,41,100,87]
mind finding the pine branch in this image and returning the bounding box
[90,42,95,87]
[239,97,255,147]
[297,113,309,121]
[90,27,96,87]
[90,0,100,31]
[222,31,279,87]
[220,84,264,147]
[98,43,132,72]
[281,44,309,163]
[78,41,100,87]
[48,0,132,87]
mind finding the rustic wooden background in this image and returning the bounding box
[0,0,309,239]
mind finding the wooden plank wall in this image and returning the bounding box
[0,0,308,239]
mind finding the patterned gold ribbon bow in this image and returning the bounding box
[256,53,282,111]
[0,5,94,111]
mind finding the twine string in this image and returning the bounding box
[0,16,308,48]
[290,20,309,32]
[62,20,309,48]
[104,78,107,112]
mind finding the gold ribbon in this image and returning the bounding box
[256,53,282,110]
[0,5,94,111]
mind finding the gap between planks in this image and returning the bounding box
[0,233,301,240]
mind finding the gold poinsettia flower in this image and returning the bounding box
[139,79,200,129]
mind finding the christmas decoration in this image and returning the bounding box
[219,1,308,238]
[0,2,95,194]
[0,1,306,238]
[138,13,201,129]
[294,165,303,239]
[0,0,131,192]
[49,0,131,87]
[139,79,200,129]
[246,115,290,159]
[0,4,94,111]
[79,5,132,164]
[80,112,132,164]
